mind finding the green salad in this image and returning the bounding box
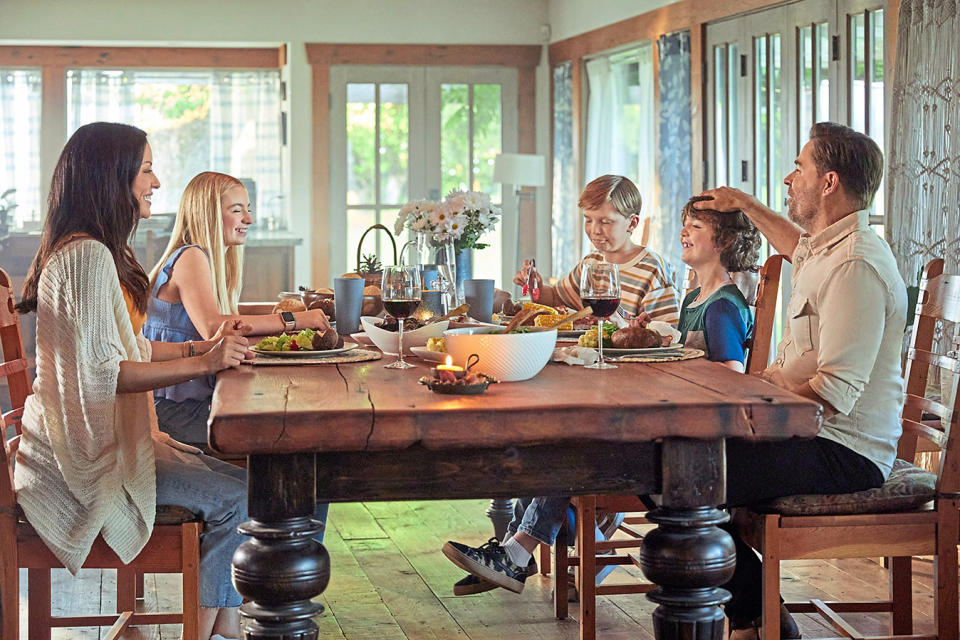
[255,329,318,352]
[577,321,617,348]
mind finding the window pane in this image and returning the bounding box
[727,44,739,186]
[817,23,830,123]
[440,84,469,195]
[0,69,42,229]
[66,69,285,229]
[870,10,885,218]
[379,84,409,205]
[799,26,814,143]
[771,34,783,213]
[347,208,377,271]
[346,83,376,206]
[851,13,866,132]
[754,36,769,206]
[472,84,501,201]
[714,45,727,186]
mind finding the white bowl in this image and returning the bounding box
[443,327,557,382]
[360,316,449,356]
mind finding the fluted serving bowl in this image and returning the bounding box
[360,316,448,356]
[442,327,557,382]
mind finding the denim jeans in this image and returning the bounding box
[155,397,329,542]
[155,452,247,608]
[506,496,570,546]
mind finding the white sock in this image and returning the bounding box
[502,537,532,567]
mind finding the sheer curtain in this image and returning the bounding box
[583,44,656,260]
[888,0,960,279]
[0,69,42,229]
[65,69,284,227]
[887,0,959,421]
[551,62,578,278]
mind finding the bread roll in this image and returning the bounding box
[273,298,306,313]
[363,285,382,296]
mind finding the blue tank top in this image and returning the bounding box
[144,245,215,402]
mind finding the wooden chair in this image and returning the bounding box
[546,254,785,640]
[0,268,202,640]
[733,257,959,640]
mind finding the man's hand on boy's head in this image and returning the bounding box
[694,186,753,214]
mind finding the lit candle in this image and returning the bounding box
[435,355,464,373]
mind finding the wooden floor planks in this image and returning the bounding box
[16,499,956,639]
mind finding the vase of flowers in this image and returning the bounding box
[395,190,501,303]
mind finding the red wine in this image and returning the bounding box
[581,296,620,318]
[383,299,420,319]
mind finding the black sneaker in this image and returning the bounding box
[452,556,538,595]
[442,538,528,594]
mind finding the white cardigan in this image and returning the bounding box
[15,239,189,574]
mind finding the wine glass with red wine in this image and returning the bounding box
[381,265,422,369]
[579,261,621,370]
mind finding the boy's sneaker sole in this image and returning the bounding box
[442,541,525,594]
[452,558,538,595]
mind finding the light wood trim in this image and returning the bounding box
[311,63,331,287]
[0,45,284,69]
[40,66,66,209]
[306,43,540,68]
[548,0,788,64]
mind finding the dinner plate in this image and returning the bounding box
[601,344,684,356]
[252,342,359,358]
[557,329,589,338]
[410,346,448,363]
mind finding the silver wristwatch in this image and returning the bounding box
[280,311,297,332]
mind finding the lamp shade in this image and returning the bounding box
[493,153,546,187]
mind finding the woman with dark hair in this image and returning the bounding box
[17,122,249,639]
[631,196,762,371]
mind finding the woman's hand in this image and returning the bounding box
[200,335,252,374]
[298,308,331,332]
[212,319,252,342]
[512,259,542,289]
[628,311,652,329]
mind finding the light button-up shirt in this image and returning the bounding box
[762,210,907,478]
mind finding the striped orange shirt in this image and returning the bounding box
[555,249,680,325]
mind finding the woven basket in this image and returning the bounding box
[355,224,398,288]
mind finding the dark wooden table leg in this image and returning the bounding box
[233,453,329,639]
[640,438,736,640]
[486,498,513,541]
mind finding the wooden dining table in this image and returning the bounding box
[209,350,821,640]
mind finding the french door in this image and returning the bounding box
[330,65,518,285]
[705,0,887,350]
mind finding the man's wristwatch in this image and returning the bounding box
[280,311,297,332]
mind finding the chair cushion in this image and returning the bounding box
[755,459,937,516]
[18,503,199,525]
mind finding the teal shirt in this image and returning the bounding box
[678,284,753,364]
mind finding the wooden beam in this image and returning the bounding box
[548,0,787,65]
[0,45,284,69]
[305,43,541,68]
[39,66,66,201]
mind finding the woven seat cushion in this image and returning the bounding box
[755,459,937,516]
[18,503,199,525]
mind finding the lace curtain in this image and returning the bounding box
[887,0,959,446]
[888,0,959,280]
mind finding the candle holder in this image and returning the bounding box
[420,353,497,395]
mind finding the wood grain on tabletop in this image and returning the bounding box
[210,356,821,455]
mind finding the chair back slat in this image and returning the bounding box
[1,268,32,415]
[897,259,960,494]
[746,254,784,375]
[903,393,953,422]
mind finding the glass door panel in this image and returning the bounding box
[428,67,517,287]
[331,66,425,277]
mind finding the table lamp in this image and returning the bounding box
[493,153,546,281]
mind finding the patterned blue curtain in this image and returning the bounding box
[656,30,692,285]
[551,62,578,279]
